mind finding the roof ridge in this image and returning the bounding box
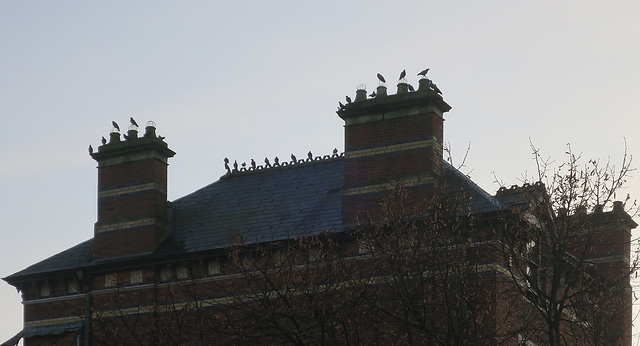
[221,149,344,179]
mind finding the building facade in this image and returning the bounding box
[3,75,636,345]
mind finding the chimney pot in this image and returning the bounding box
[613,201,624,212]
[127,129,138,140]
[109,132,121,144]
[376,85,387,97]
[418,78,431,92]
[355,88,367,102]
[144,125,157,138]
[397,82,409,94]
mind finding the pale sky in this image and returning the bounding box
[2,1,640,343]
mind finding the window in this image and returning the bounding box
[359,239,374,254]
[67,279,78,294]
[130,269,143,284]
[208,259,221,275]
[105,273,118,287]
[39,282,51,298]
[308,247,323,262]
[160,265,172,281]
[518,334,539,346]
[176,264,189,280]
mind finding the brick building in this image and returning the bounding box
[3,75,636,345]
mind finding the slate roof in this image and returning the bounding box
[442,163,504,214]
[163,157,345,255]
[5,239,94,281]
[4,157,505,283]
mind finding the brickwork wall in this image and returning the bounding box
[94,226,165,258]
[341,101,445,225]
[344,113,443,151]
[26,331,78,346]
[97,158,167,190]
[95,155,170,259]
[98,190,167,221]
[24,297,84,321]
[344,148,437,187]
[342,185,437,224]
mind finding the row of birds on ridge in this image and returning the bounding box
[89,117,163,154]
[224,149,341,173]
[339,68,441,110]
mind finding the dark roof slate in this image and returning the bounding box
[164,158,345,255]
[443,163,504,214]
[5,157,505,283]
[5,239,93,281]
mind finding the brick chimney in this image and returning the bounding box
[338,78,451,224]
[90,121,175,260]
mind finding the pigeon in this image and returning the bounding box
[264,157,271,167]
[308,151,313,160]
[88,145,93,154]
[251,159,256,169]
[130,117,139,127]
[112,121,120,131]
[346,95,352,104]
[417,68,430,77]
[224,158,230,172]
[399,69,406,80]
[377,73,386,84]
[274,157,280,165]
[408,84,415,92]
[158,136,165,140]
[291,153,297,163]
[338,102,346,110]
[101,136,107,145]
[333,148,338,155]
[430,81,442,94]
[369,91,377,98]
[233,160,238,171]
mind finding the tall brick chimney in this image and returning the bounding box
[338,78,451,224]
[90,121,175,260]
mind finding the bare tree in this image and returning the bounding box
[496,144,638,345]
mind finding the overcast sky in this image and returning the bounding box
[2,1,640,342]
